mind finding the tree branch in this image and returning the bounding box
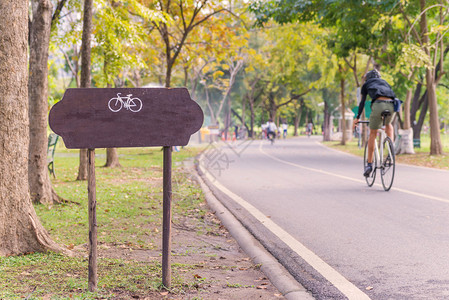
[51,0,68,28]
[59,47,77,79]
[276,88,312,108]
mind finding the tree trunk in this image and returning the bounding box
[104,148,121,168]
[410,82,423,120]
[420,0,443,155]
[410,84,426,140]
[224,106,231,140]
[103,67,121,168]
[396,89,415,154]
[231,109,250,134]
[425,69,443,154]
[241,96,247,130]
[28,0,61,205]
[339,69,347,145]
[268,93,277,121]
[0,0,68,256]
[205,88,217,125]
[403,89,413,129]
[165,59,172,88]
[77,0,94,181]
[249,98,255,138]
[413,92,428,140]
[323,100,331,141]
[293,102,302,136]
[133,69,141,87]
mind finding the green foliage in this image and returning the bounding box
[45,0,449,144]
[92,0,153,87]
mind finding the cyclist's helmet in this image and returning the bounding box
[364,69,381,80]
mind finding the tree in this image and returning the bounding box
[0,0,66,256]
[380,0,447,155]
[418,0,444,155]
[249,0,398,145]
[242,73,265,137]
[28,0,68,204]
[77,0,94,181]
[258,23,326,129]
[146,0,229,87]
[180,8,251,131]
[52,1,83,89]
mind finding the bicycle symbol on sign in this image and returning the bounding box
[108,93,143,113]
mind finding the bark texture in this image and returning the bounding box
[77,0,94,180]
[0,0,67,256]
[104,148,121,168]
[425,69,443,154]
[323,100,331,141]
[28,0,59,204]
[339,70,347,145]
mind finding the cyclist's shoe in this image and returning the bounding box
[364,164,373,177]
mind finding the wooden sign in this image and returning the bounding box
[48,87,204,292]
[49,88,204,148]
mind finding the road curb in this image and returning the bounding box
[191,165,315,300]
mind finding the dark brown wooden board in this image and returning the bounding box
[49,88,204,148]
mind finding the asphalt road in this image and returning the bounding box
[199,136,449,300]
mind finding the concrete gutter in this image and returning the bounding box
[192,166,315,300]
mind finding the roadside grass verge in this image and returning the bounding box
[1,146,212,299]
[323,134,449,170]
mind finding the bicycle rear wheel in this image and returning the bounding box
[108,98,122,112]
[380,137,395,191]
[363,142,376,187]
[268,132,275,145]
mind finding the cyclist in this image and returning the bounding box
[266,119,277,142]
[282,122,288,139]
[353,69,396,177]
[306,122,313,137]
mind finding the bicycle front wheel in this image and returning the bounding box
[364,141,376,187]
[267,132,275,145]
[129,98,143,112]
[380,136,395,191]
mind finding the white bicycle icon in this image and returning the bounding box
[108,93,143,112]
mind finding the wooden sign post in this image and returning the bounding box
[162,146,172,287]
[49,88,203,291]
[87,148,97,291]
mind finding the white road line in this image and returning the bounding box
[199,164,371,300]
[260,141,449,205]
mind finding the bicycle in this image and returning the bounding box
[267,131,275,145]
[108,93,143,112]
[358,110,396,191]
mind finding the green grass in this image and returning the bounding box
[0,252,203,299]
[1,146,210,298]
[324,133,449,170]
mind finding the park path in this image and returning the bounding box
[199,136,449,299]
